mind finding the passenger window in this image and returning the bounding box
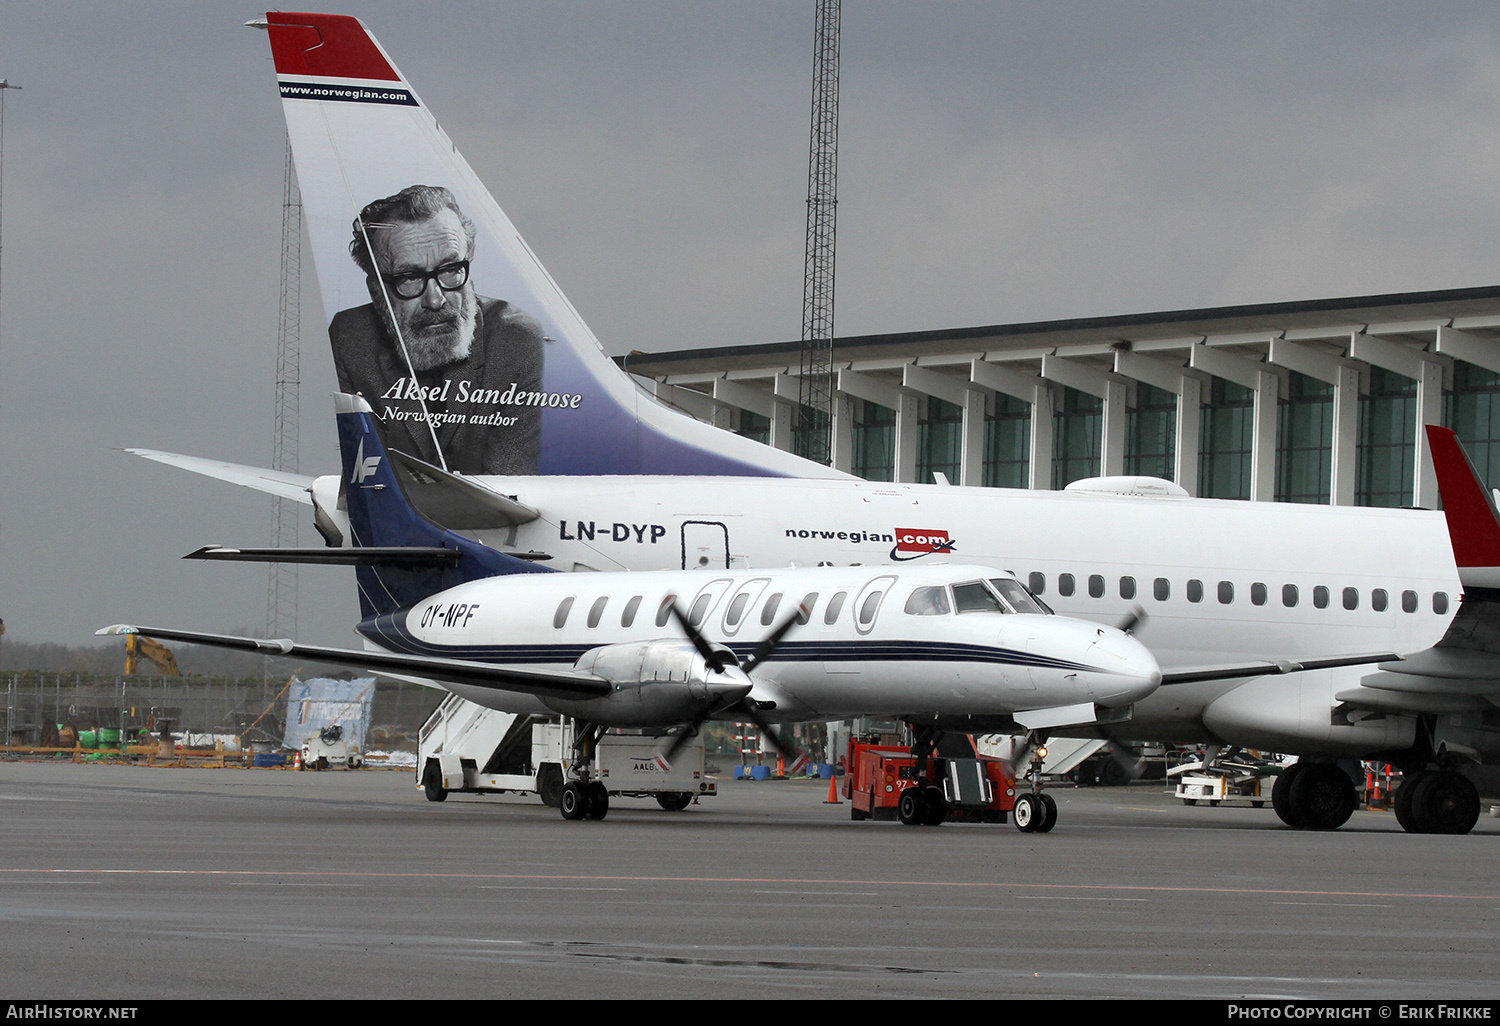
[797,593,818,625]
[554,597,575,629]
[1250,583,1267,606]
[858,590,885,626]
[1153,578,1170,601]
[761,593,783,625]
[621,595,642,628]
[689,593,713,626]
[587,596,608,628]
[1218,581,1234,604]
[1028,572,1046,595]
[824,591,848,624]
[1283,584,1299,608]
[1119,577,1136,600]
[1343,587,1359,611]
[1313,586,1329,609]
[1058,573,1076,597]
[1088,575,1105,598]
[1372,589,1388,612]
[1434,592,1449,615]
[1186,580,1203,603]
[656,594,675,628]
[1402,590,1418,613]
[904,586,951,615]
[726,592,750,626]
[953,581,1005,614]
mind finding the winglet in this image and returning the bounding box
[1425,424,1500,588]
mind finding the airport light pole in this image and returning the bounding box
[0,79,19,359]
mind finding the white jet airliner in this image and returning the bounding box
[129,12,1499,833]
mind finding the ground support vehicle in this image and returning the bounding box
[416,694,714,817]
[844,733,1028,828]
[300,724,363,770]
[1174,769,1265,807]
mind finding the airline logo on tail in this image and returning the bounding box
[349,438,381,485]
[263,12,845,482]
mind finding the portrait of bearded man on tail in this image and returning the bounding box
[330,184,545,475]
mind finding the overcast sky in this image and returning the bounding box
[3,1,1500,654]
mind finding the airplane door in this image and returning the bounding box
[681,521,730,569]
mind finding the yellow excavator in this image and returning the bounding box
[125,633,179,675]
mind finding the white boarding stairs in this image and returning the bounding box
[418,693,532,792]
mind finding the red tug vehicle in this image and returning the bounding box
[843,732,1056,831]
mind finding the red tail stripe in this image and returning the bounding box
[1425,424,1500,568]
[266,12,400,82]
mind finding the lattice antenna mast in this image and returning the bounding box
[267,137,301,648]
[797,0,840,465]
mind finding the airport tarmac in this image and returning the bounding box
[0,761,1496,1001]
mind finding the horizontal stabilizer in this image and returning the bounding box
[386,448,540,530]
[96,624,609,700]
[125,449,314,504]
[185,545,463,567]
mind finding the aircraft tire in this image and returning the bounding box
[1393,771,1427,833]
[1014,793,1041,832]
[1288,763,1356,831]
[1422,772,1480,835]
[898,788,925,826]
[560,782,589,821]
[921,786,947,826]
[422,762,447,803]
[1271,764,1309,827]
[1038,793,1058,833]
[585,782,610,820]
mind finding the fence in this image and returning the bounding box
[2,673,441,752]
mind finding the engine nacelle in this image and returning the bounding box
[540,639,751,727]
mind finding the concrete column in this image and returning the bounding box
[1415,359,1444,508]
[1029,382,1055,490]
[1328,364,1360,506]
[1250,369,1279,502]
[894,393,919,484]
[1100,378,1128,477]
[1176,374,1202,496]
[830,392,854,475]
[960,387,986,486]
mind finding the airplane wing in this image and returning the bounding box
[125,449,315,505]
[1159,652,1403,686]
[95,624,610,700]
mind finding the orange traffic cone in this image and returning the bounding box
[825,771,841,805]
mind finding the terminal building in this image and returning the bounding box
[620,284,1500,509]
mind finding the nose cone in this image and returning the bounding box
[1084,627,1162,705]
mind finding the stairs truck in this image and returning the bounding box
[417,694,716,817]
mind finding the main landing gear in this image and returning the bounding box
[1271,761,1357,831]
[559,721,611,822]
[1392,768,1481,835]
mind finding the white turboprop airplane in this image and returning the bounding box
[105,394,1405,826]
[130,12,1499,834]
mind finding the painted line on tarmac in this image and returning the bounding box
[2,866,1497,903]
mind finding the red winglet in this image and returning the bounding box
[266,12,400,81]
[1425,424,1500,570]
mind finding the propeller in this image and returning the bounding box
[658,599,808,771]
[1115,604,1148,635]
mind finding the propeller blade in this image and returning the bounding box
[1115,604,1148,635]
[667,600,728,674]
[739,702,807,774]
[741,602,806,674]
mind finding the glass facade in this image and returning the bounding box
[851,399,895,481]
[1052,387,1102,489]
[1357,367,1416,507]
[1447,362,1500,488]
[735,409,769,446]
[983,391,1031,488]
[1125,383,1176,479]
[1199,378,1254,499]
[791,406,830,463]
[916,397,963,485]
[1276,371,1332,504]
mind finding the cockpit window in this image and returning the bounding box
[904,586,951,616]
[953,581,1005,614]
[988,578,1049,615]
